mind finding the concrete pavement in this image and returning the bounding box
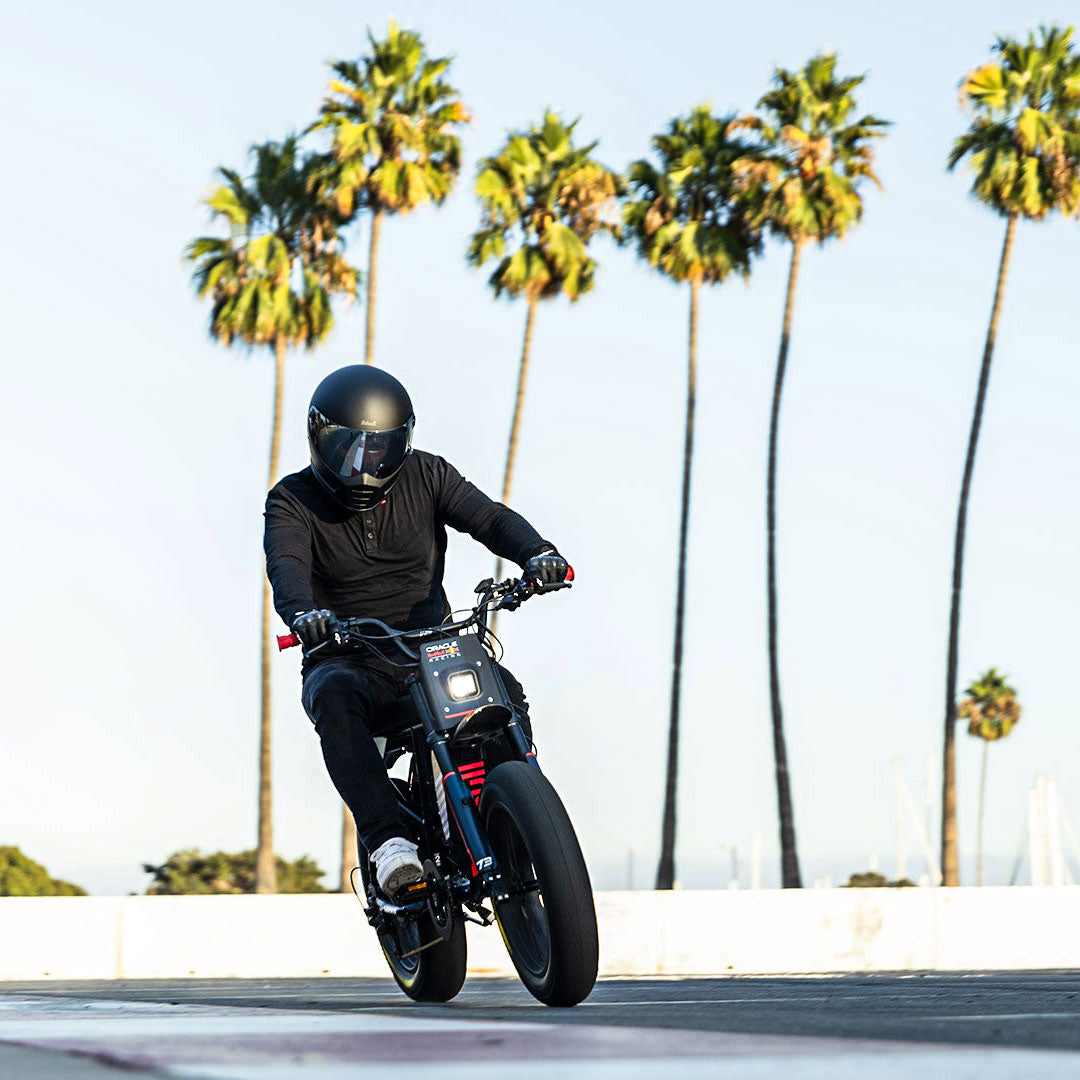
[4,972,1080,1075]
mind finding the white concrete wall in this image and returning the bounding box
[0,888,1077,981]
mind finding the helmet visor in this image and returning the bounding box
[314,421,411,481]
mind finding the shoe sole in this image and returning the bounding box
[381,862,424,897]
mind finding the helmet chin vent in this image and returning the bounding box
[347,489,382,512]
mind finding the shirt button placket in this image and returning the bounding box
[365,516,376,546]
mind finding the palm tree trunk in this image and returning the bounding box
[256,337,287,895]
[364,208,384,366]
[655,278,699,891]
[976,740,989,886]
[491,298,538,627]
[768,239,804,890]
[942,213,1017,887]
[340,806,357,893]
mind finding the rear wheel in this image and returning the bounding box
[358,840,467,1001]
[480,761,598,1006]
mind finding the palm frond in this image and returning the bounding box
[469,112,621,302]
[952,25,1080,220]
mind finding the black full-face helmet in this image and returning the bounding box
[307,365,415,512]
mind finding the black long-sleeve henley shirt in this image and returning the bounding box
[263,451,550,638]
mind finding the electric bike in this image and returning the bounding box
[277,571,598,1006]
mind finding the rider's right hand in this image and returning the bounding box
[290,609,339,649]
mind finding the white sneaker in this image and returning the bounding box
[371,836,424,897]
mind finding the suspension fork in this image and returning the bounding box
[491,666,541,770]
[505,716,540,768]
[408,681,509,902]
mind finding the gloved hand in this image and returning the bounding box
[523,548,570,587]
[290,609,339,649]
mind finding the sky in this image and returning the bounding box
[1,0,1079,895]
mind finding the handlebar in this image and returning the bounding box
[276,566,574,653]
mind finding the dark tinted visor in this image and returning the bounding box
[315,421,411,480]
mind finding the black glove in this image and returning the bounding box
[290,609,339,649]
[523,547,569,587]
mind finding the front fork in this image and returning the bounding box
[409,682,539,905]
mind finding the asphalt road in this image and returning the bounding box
[5,972,1080,1051]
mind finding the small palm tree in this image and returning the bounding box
[186,137,357,894]
[942,25,1080,886]
[731,54,889,889]
[468,111,622,591]
[310,20,469,364]
[624,107,762,890]
[957,668,1022,885]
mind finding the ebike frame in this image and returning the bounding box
[277,574,567,909]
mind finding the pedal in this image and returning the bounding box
[462,904,494,927]
[390,866,432,904]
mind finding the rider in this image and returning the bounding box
[263,365,569,897]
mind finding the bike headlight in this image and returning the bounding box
[446,669,480,702]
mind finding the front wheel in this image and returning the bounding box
[480,761,598,1005]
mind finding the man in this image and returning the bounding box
[263,365,569,897]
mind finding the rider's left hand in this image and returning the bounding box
[524,548,569,587]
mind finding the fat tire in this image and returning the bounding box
[359,848,467,1003]
[480,761,598,1006]
[379,910,467,1003]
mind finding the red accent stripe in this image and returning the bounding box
[442,775,479,876]
[457,760,486,807]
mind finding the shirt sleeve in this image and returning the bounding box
[432,456,551,566]
[263,487,317,626]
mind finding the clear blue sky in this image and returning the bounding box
[2,1,1078,894]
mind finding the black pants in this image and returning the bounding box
[301,656,528,853]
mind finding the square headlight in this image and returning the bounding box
[446,669,480,702]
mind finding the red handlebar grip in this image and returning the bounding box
[277,633,300,651]
[565,565,575,582]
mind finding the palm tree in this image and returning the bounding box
[731,55,889,889]
[957,668,1021,885]
[624,107,762,890]
[468,111,622,593]
[186,137,358,894]
[942,25,1080,886]
[309,20,469,365]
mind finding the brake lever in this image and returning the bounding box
[531,580,572,594]
[304,631,344,658]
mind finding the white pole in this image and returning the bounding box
[893,758,907,881]
[1045,779,1069,886]
[1057,793,1080,880]
[900,771,941,884]
[1029,783,1046,887]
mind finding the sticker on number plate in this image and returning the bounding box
[424,641,461,662]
